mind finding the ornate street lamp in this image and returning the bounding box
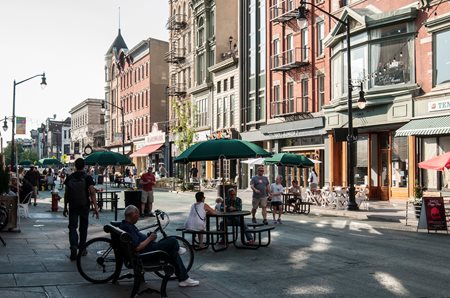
[10,73,47,169]
[101,100,125,155]
[296,1,366,210]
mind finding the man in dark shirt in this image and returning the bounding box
[119,205,199,287]
[63,158,99,260]
[221,188,254,244]
[24,166,40,206]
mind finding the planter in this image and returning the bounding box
[414,203,422,219]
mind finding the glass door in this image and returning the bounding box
[379,133,391,200]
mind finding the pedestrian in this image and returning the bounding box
[159,164,167,178]
[93,164,99,184]
[184,191,215,248]
[63,158,99,261]
[140,166,156,217]
[24,166,40,206]
[270,175,284,224]
[119,205,199,287]
[189,164,198,181]
[309,168,318,191]
[250,166,270,225]
[59,168,66,190]
[214,197,223,211]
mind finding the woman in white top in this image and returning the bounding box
[270,175,285,224]
[309,168,319,191]
[185,191,215,248]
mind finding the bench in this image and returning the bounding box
[247,226,275,247]
[104,224,174,298]
[176,227,227,252]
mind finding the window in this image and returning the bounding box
[230,94,235,126]
[301,28,309,61]
[273,38,280,68]
[287,34,294,64]
[273,85,280,115]
[217,81,221,93]
[287,82,294,113]
[217,98,222,128]
[302,79,308,112]
[317,75,325,111]
[317,21,324,56]
[223,97,228,127]
[224,79,228,91]
[392,137,408,188]
[230,76,234,89]
[434,28,450,85]
[355,135,369,185]
[197,54,205,83]
[197,17,204,46]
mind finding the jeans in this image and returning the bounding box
[68,205,90,249]
[220,217,253,241]
[141,236,188,282]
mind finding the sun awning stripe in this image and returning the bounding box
[130,143,163,158]
[395,116,450,137]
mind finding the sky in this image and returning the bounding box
[0,0,168,140]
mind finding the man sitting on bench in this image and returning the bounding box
[119,205,199,287]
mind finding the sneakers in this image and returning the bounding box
[149,212,155,217]
[262,219,268,225]
[69,247,77,261]
[178,247,187,255]
[273,220,277,224]
[80,249,88,256]
[179,278,199,287]
[251,217,257,224]
[277,218,282,224]
[247,239,255,245]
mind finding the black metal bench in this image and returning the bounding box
[176,227,227,252]
[104,224,174,298]
[247,226,275,247]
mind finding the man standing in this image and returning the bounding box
[140,166,156,217]
[24,166,40,206]
[63,158,99,260]
[189,164,198,181]
[119,205,199,287]
[250,166,270,225]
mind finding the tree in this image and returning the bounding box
[171,100,196,152]
[21,149,38,164]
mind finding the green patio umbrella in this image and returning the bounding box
[264,153,314,168]
[174,139,271,164]
[18,160,33,166]
[37,158,63,167]
[84,151,132,166]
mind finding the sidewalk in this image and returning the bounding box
[0,188,419,297]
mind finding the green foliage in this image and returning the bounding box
[170,100,196,152]
[21,149,38,164]
[413,180,423,199]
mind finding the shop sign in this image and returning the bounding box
[417,197,448,232]
[428,100,450,112]
[145,124,165,145]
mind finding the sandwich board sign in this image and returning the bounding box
[417,197,448,233]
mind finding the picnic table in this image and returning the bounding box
[96,189,121,220]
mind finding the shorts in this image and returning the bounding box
[141,190,154,204]
[252,197,268,209]
[309,183,318,190]
[32,186,38,198]
[271,201,283,207]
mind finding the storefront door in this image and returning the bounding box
[379,133,391,200]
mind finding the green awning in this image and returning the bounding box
[395,115,450,137]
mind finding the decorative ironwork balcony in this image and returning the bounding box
[164,47,186,64]
[271,47,309,71]
[166,14,187,30]
[271,96,311,117]
[167,83,187,97]
[269,0,298,23]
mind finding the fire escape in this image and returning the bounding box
[165,13,188,98]
[269,0,312,121]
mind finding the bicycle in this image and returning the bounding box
[76,209,194,284]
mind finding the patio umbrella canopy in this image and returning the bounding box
[18,160,33,166]
[174,139,271,164]
[84,151,132,167]
[264,153,314,168]
[37,158,63,167]
[418,151,450,171]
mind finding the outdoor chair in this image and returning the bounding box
[18,191,33,218]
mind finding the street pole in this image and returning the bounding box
[121,108,125,155]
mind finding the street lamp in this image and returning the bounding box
[10,73,47,169]
[296,1,366,210]
[101,100,125,155]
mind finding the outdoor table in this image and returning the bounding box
[282,193,311,214]
[96,189,121,220]
[206,210,257,251]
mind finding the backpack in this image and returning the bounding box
[67,173,90,208]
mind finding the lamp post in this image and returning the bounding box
[10,73,47,169]
[101,100,125,155]
[296,1,366,210]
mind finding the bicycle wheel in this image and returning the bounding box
[77,237,119,284]
[155,236,194,280]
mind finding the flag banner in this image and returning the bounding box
[16,117,26,134]
[114,132,123,141]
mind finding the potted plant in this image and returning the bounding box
[410,181,423,218]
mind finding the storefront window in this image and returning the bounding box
[439,136,450,188]
[354,135,368,185]
[422,137,438,190]
[392,137,408,188]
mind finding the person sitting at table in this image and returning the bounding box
[124,173,135,189]
[184,192,216,249]
[288,180,301,212]
[270,175,284,224]
[120,205,199,287]
[214,197,223,212]
[219,188,254,245]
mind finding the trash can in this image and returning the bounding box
[97,175,104,185]
[124,190,142,210]
[217,184,237,199]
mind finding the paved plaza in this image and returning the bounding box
[0,187,449,297]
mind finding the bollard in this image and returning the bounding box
[51,189,61,212]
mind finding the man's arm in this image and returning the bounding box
[88,185,99,219]
[63,185,69,217]
[136,233,157,252]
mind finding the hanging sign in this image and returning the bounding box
[16,117,26,134]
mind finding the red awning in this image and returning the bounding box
[130,143,163,158]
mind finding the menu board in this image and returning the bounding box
[418,197,448,232]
